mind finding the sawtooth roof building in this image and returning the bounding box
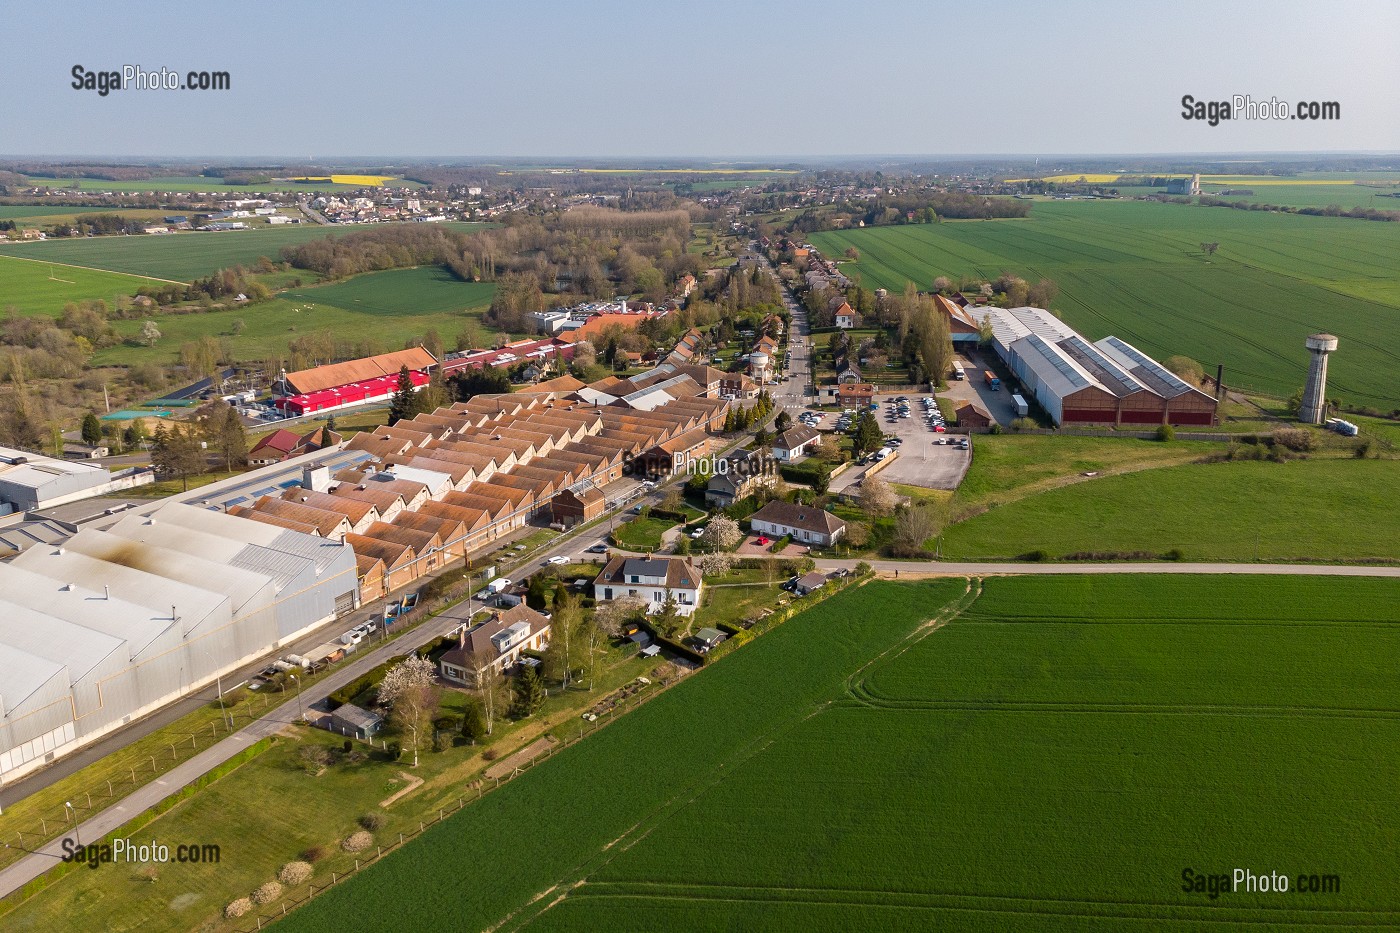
[935,297,1218,426]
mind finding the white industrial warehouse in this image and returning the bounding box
[0,502,357,781]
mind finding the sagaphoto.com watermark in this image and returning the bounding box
[72,64,230,96]
[1181,94,1339,126]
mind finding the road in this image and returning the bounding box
[296,199,332,225]
[748,244,811,413]
[813,558,1400,578]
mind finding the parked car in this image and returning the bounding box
[586,542,609,554]
[546,555,570,565]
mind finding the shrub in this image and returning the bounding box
[225,897,253,919]
[1162,548,1184,561]
[482,747,500,761]
[300,845,329,864]
[854,561,873,576]
[279,861,313,885]
[1355,439,1374,459]
[1155,424,1175,442]
[1272,426,1317,452]
[1010,417,1037,432]
[342,739,353,754]
[1021,549,1051,562]
[252,881,283,905]
[359,811,386,831]
[988,423,1003,435]
[341,831,373,852]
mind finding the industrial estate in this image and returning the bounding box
[0,7,1396,932]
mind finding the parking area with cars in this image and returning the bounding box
[825,393,972,493]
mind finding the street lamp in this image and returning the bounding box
[288,674,304,722]
[64,801,79,846]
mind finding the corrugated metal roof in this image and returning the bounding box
[0,598,123,682]
[0,564,178,660]
[0,642,66,713]
[1095,336,1195,399]
[1057,335,1147,398]
[1011,334,1099,397]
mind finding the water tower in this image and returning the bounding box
[1298,333,1338,424]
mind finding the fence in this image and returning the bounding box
[232,684,666,931]
[0,691,286,872]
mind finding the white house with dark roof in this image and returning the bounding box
[771,424,821,462]
[592,555,702,615]
[749,500,847,547]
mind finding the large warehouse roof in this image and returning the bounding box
[284,347,437,395]
[1094,336,1197,399]
[1011,333,1100,397]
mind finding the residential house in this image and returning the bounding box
[704,449,775,508]
[748,500,847,547]
[833,302,857,329]
[592,555,703,616]
[771,425,821,462]
[438,603,552,686]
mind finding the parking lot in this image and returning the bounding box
[942,350,1021,426]
[820,393,972,493]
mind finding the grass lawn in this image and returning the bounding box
[611,515,680,551]
[281,266,496,317]
[694,581,785,630]
[272,573,1400,932]
[950,433,1218,519]
[812,198,1400,407]
[941,456,1400,562]
[0,254,172,316]
[15,174,422,193]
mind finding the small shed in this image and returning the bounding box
[694,627,727,651]
[955,401,994,429]
[328,703,383,740]
[794,571,828,596]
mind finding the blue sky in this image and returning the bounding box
[2,0,1396,159]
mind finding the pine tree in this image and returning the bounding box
[460,698,488,744]
[525,575,548,611]
[512,666,545,718]
[81,412,103,447]
[388,366,417,425]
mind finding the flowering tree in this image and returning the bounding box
[377,656,438,767]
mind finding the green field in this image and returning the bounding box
[15,175,418,193]
[942,457,1400,561]
[811,199,1400,407]
[274,574,1400,931]
[92,268,495,366]
[0,254,170,315]
[0,222,490,285]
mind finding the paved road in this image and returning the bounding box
[814,558,1400,578]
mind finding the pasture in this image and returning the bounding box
[940,456,1400,562]
[0,222,489,286]
[274,574,1400,932]
[811,199,1400,407]
[0,254,170,316]
[92,270,495,366]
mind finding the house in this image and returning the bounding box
[836,383,876,408]
[593,555,703,615]
[719,373,759,400]
[438,603,551,686]
[328,703,383,739]
[705,450,774,507]
[771,425,821,462]
[836,360,863,385]
[247,429,301,466]
[748,500,847,547]
[792,570,829,595]
[955,401,993,428]
[833,302,857,329]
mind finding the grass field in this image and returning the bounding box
[92,268,496,366]
[942,457,1400,561]
[811,199,1400,407]
[0,222,490,285]
[0,254,171,315]
[272,574,1400,932]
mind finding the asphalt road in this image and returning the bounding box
[814,558,1400,578]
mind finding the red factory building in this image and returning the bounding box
[273,347,436,418]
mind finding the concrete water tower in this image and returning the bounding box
[1299,333,1338,424]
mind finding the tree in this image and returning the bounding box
[525,574,549,611]
[860,475,896,518]
[1163,355,1205,386]
[892,505,939,557]
[81,412,103,447]
[844,521,871,550]
[853,410,883,455]
[774,410,792,432]
[388,366,417,425]
[652,590,681,638]
[544,593,582,690]
[512,665,545,718]
[702,515,741,552]
[459,697,488,744]
[140,320,162,346]
[466,650,504,736]
[203,405,247,472]
[150,423,206,491]
[700,551,734,577]
[812,470,830,497]
[376,656,439,768]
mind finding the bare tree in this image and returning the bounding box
[893,506,940,557]
[466,651,504,737]
[546,593,582,690]
[376,656,439,767]
[860,475,896,518]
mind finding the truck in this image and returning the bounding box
[874,446,893,461]
[984,370,1001,391]
[1326,418,1359,437]
[1011,393,1029,417]
[952,361,966,381]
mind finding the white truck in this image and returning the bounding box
[1011,394,1029,418]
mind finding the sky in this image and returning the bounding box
[2,0,1397,160]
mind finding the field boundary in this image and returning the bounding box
[0,250,187,285]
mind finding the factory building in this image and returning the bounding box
[935,298,1218,426]
[0,504,356,781]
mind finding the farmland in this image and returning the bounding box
[0,254,171,316]
[92,268,496,366]
[941,457,1400,562]
[811,198,1400,407]
[13,174,417,193]
[273,574,1400,932]
[0,222,490,285]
